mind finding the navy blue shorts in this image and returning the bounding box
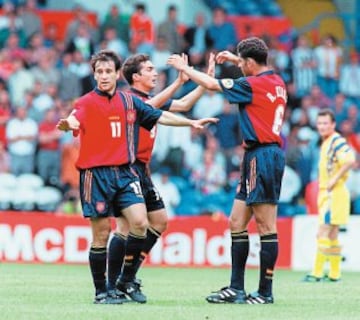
[79,165,144,218]
[235,144,285,205]
[132,160,165,212]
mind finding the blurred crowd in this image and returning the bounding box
[0,1,360,216]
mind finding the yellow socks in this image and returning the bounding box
[328,239,342,280]
[311,238,330,278]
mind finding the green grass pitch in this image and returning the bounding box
[1,263,359,320]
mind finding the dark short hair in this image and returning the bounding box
[121,53,150,85]
[135,3,145,11]
[236,37,268,65]
[90,50,122,72]
[317,108,336,122]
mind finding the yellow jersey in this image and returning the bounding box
[317,132,355,225]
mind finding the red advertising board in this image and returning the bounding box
[0,212,292,268]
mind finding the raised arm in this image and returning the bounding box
[169,53,217,113]
[146,54,188,109]
[167,54,222,92]
[216,50,241,65]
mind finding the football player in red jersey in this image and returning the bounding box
[168,37,287,304]
[57,50,218,304]
[106,53,214,302]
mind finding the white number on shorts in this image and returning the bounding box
[110,121,121,138]
[130,181,142,196]
[272,104,285,136]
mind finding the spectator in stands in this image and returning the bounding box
[339,51,360,106]
[151,166,181,218]
[151,36,172,74]
[191,148,226,195]
[192,89,223,119]
[5,107,38,175]
[314,34,343,99]
[308,84,332,109]
[295,126,318,195]
[100,4,129,44]
[0,88,11,146]
[157,5,183,54]
[101,26,129,61]
[129,3,154,52]
[26,31,47,67]
[346,104,360,132]
[211,99,241,175]
[36,108,62,186]
[291,35,316,97]
[339,119,360,154]
[182,127,206,176]
[66,23,95,60]
[29,82,57,122]
[208,6,237,52]
[18,0,42,43]
[60,134,80,192]
[183,13,213,56]
[0,140,10,173]
[64,3,99,46]
[266,35,291,83]
[332,93,349,126]
[57,52,81,102]
[8,57,34,106]
[346,160,360,215]
[43,22,58,48]
[0,2,25,48]
[30,50,59,89]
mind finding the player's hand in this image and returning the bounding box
[167,54,187,71]
[56,119,77,131]
[207,52,216,77]
[216,51,239,65]
[179,53,190,83]
[190,117,219,130]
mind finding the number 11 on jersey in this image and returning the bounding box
[110,121,121,138]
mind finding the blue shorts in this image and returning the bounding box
[79,165,144,218]
[235,144,285,205]
[132,160,165,212]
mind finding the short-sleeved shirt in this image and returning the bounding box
[73,88,162,169]
[219,70,287,147]
[127,87,172,164]
[317,132,355,225]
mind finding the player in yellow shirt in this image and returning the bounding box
[304,109,355,282]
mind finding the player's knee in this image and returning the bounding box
[130,217,149,235]
[93,229,111,247]
[150,219,168,233]
[256,221,276,235]
[149,214,168,233]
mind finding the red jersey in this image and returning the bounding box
[127,88,172,164]
[219,70,287,147]
[73,89,162,169]
[38,122,59,150]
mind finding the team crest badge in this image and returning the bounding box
[127,110,137,124]
[96,202,106,213]
[221,79,234,89]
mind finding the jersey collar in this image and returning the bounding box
[130,87,151,99]
[256,70,275,77]
[94,87,117,99]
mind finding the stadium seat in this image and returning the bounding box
[11,188,37,211]
[0,172,17,189]
[17,173,44,190]
[35,186,63,212]
[0,188,13,210]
